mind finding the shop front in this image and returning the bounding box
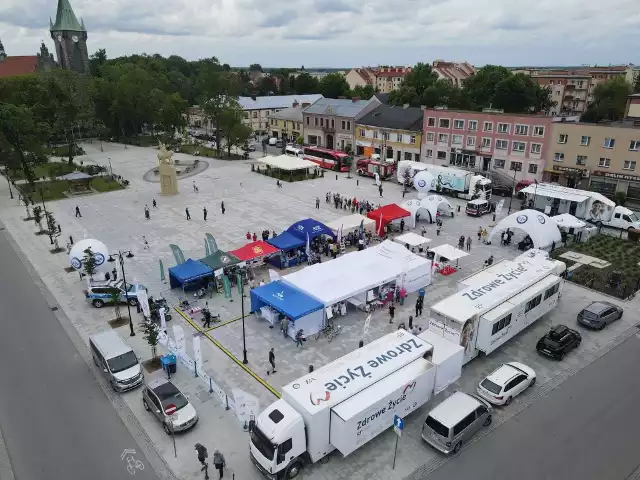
[449,148,478,170]
[542,165,589,188]
[589,171,640,206]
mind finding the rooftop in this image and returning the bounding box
[269,105,307,122]
[0,56,38,78]
[303,97,378,118]
[357,104,424,131]
[423,107,550,119]
[50,0,85,32]
[238,94,323,111]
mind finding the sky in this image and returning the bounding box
[1,0,640,68]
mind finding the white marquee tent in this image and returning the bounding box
[282,240,431,306]
[551,213,586,230]
[258,155,317,171]
[401,195,453,228]
[325,214,376,236]
[488,209,562,249]
[393,232,431,248]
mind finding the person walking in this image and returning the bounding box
[193,181,198,193]
[389,303,395,324]
[458,235,465,249]
[267,348,276,375]
[212,449,226,479]
[477,226,483,242]
[281,316,289,338]
[203,207,208,221]
[417,297,424,316]
[252,232,257,242]
[315,197,320,209]
[295,329,305,347]
[152,199,157,209]
[143,235,150,250]
[112,268,118,281]
[144,205,150,220]
[186,207,191,220]
[75,205,82,217]
[221,201,225,215]
[378,185,383,197]
[436,222,441,236]
[246,231,251,240]
[400,219,405,233]
[466,235,472,251]
[194,443,209,480]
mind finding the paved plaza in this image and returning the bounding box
[1,141,639,480]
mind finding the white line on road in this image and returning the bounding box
[0,425,16,480]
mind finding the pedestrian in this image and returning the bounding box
[458,235,465,249]
[267,347,276,375]
[203,207,208,221]
[212,449,226,479]
[281,316,289,338]
[408,315,413,329]
[144,204,150,220]
[246,231,251,240]
[417,298,424,316]
[186,207,191,220]
[194,443,209,480]
[315,197,320,209]
[143,235,150,250]
[466,235,472,251]
[75,205,81,217]
[193,181,197,192]
[152,199,157,208]
[482,228,489,244]
[379,185,383,197]
[295,329,305,347]
[415,298,421,317]
[389,303,395,324]
[436,223,441,236]
[112,268,118,281]
[359,339,364,348]
[421,226,426,237]
[253,232,257,242]
[202,308,212,328]
[221,201,225,215]
[477,227,482,242]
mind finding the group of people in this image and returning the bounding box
[325,191,382,215]
[246,230,277,242]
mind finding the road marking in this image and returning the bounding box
[121,449,145,475]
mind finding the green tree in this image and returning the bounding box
[32,205,44,232]
[158,93,188,143]
[318,73,350,98]
[141,319,160,360]
[249,63,263,72]
[350,84,374,99]
[89,48,107,77]
[462,65,512,109]
[491,74,537,113]
[532,85,557,114]
[634,74,640,94]
[219,101,251,157]
[581,77,632,123]
[389,63,444,107]
[82,247,97,280]
[291,73,319,94]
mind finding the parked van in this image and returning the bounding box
[268,137,277,146]
[285,144,302,156]
[465,198,493,217]
[421,391,492,454]
[89,331,144,392]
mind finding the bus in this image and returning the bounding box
[303,146,352,172]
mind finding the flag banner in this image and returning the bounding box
[205,239,211,257]
[205,233,219,254]
[159,259,166,283]
[169,244,186,265]
[222,275,232,298]
[192,334,202,367]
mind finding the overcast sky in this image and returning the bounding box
[1,0,639,68]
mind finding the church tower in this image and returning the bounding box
[49,0,89,74]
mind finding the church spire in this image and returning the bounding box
[50,0,85,32]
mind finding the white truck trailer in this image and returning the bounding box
[397,162,492,200]
[249,330,445,479]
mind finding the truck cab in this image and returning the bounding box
[250,400,308,479]
[356,158,395,180]
[606,206,640,231]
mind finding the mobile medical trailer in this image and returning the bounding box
[428,255,565,364]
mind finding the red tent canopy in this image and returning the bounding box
[229,241,279,261]
[367,204,411,235]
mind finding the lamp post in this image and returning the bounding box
[5,171,13,199]
[38,188,54,245]
[507,166,518,214]
[108,250,136,337]
[239,274,248,364]
[533,179,539,210]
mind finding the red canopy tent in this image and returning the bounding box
[229,241,279,261]
[367,204,411,236]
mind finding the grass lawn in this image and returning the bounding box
[124,135,160,147]
[178,144,243,160]
[18,177,124,201]
[8,161,77,181]
[552,234,640,298]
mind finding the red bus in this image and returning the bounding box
[303,146,352,172]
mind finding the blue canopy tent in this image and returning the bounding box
[168,258,214,289]
[286,218,336,241]
[250,280,325,336]
[266,232,306,269]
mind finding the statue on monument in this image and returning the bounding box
[157,142,174,166]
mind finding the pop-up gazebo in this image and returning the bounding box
[367,204,411,235]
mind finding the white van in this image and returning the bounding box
[285,144,303,157]
[89,330,143,392]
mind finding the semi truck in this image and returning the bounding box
[425,165,492,200]
[249,330,439,479]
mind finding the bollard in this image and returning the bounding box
[225,394,230,411]
[194,360,198,378]
[357,179,359,186]
[309,365,314,373]
[457,205,461,213]
[209,377,213,393]
[243,421,249,431]
[336,174,338,180]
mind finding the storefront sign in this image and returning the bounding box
[592,170,640,181]
[551,166,590,177]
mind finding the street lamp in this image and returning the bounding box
[239,275,248,364]
[108,250,136,337]
[38,188,54,245]
[5,173,13,199]
[507,166,518,214]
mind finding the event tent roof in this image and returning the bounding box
[325,214,376,236]
[367,204,411,233]
[551,213,587,229]
[401,196,452,227]
[393,232,432,247]
[229,241,279,261]
[520,183,614,208]
[267,231,305,250]
[199,251,241,270]
[259,155,317,171]
[488,209,562,249]
[250,280,324,320]
[430,244,469,262]
[168,259,213,288]
[286,218,336,240]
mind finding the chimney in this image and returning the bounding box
[352,97,360,102]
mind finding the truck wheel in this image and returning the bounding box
[287,462,302,479]
[453,442,462,454]
[92,299,105,308]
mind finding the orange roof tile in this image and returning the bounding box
[0,56,38,78]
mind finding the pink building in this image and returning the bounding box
[422,108,554,182]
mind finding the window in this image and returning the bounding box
[453,412,476,436]
[427,132,435,142]
[544,283,560,300]
[330,119,335,128]
[496,139,508,150]
[558,134,568,144]
[438,133,449,143]
[533,126,545,137]
[528,163,538,174]
[314,117,318,126]
[410,135,416,145]
[525,294,542,313]
[467,136,476,147]
[512,141,526,152]
[426,149,433,158]
[252,111,258,119]
[404,152,412,161]
[497,123,510,134]
[554,152,564,162]
[347,121,351,130]
[396,133,403,143]
[481,138,491,148]
[358,129,365,137]
[427,117,436,127]
[321,118,325,127]
[468,120,478,131]
[453,119,464,130]
[576,155,587,165]
[515,124,529,136]
[630,140,640,151]
[373,131,378,139]
[599,157,611,167]
[452,135,463,145]
[530,143,542,154]
[624,160,637,171]
[483,121,493,132]
[491,314,512,335]
[510,161,522,171]
[341,120,346,129]
[306,116,310,125]
[382,131,389,140]
[580,135,590,146]
[437,151,447,160]
[603,137,615,148]
[439,118,450,128]
[494,159,505,168]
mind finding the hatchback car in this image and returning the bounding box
[142,378,198,434]
[536,324,581,360]
[577,301,623,330]
[477,362,536,406]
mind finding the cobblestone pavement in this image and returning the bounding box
[2,141,638,480]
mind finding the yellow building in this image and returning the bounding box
[267,104,312,142]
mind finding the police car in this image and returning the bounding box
[85,279,147,308]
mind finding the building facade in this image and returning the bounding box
[50,0,90,74]
[431,60,476,87]
[355,104,423,162]
[302,97,381,152]
[238,94,323,132]
[0,40,56,78]
[344,67,377,90]
[268,102,317,142]
[423,108,554,182]
[375,66,411,93]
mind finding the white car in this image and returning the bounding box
[285,144,302,156]
[477,362,536,406]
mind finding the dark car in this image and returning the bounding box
[492,185,513,197]
[577,301,623,330]
[536,325,581,360]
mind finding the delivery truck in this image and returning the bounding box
[249,330,438,479]
[397,160,428,185]
[425,165,492,200]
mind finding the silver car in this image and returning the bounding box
[577,301,623,330]
[142,378,198,434]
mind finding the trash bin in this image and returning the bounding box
[161,354,177,374]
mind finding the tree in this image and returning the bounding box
[350,84,374,99]
[318,73,350,98]
[291,73,319,94]
[634,74,640,94]
[219,102,251,157]
[491,74,537,113]
[158,93,187,143]
[532,85,557,114]
[581,77,632,123]
[141,319,160,361]
[389,63,457,108]
[45,211,61,250]
[462,65,512,109]
[89,48,107,77]
[82,247,97,281]
[249,63,263,72]
[33,205,44,233]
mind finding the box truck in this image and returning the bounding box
[396,160,428,185]
[249,330,438,479]
[425,165,492,200]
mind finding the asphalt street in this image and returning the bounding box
[423,332,640,480]
[0,231,159,480]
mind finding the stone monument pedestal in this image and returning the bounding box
[159,164,178,195]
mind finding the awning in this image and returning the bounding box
[430,244,469,262]
[168,259,213,289]
[551,213,586,229]
[325,214,376,236]
[250,280,324,320]
[520,184,589,203]
[286,218,336,240]
[259,155,317,171]
[267,232,305,250]
[393,232,432,247]
[199,251,241,270]
[367,204,411,234]
[229,241,279,261]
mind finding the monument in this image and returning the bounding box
[157,142,179,195]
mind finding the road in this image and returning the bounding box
[424,332,640,480]
[0,231,159,480]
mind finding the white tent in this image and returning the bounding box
[393,232,431,248]
[488,209,562,249]
[282,240,431,306]
[430,244,469,267]
[401,195,453,228]
[258,155,317,171]
[551,213,586,230]
[325,214,376,236]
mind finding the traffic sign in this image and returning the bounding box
[164,403,177,415]
[393,414,404,437]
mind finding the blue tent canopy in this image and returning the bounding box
[286,218,336,240]
[267,231,305,250]
[168,258,213,289]
[250,280,323,320]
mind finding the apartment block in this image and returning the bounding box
[374,66,411,93]
[431,60,476,87]
[344,67,377,90]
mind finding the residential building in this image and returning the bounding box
[626,93,640,119]
[431,60,476,87]
[344,67,377,90]
[355,104,423,163]
[423,108,554,183]
[0,39,56,78]
[238,94,323,132]
[303,97,381,152]
[50,0,90,74]
[547,118,640,206]
[268,101,318,142]
[375,66,411,93]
